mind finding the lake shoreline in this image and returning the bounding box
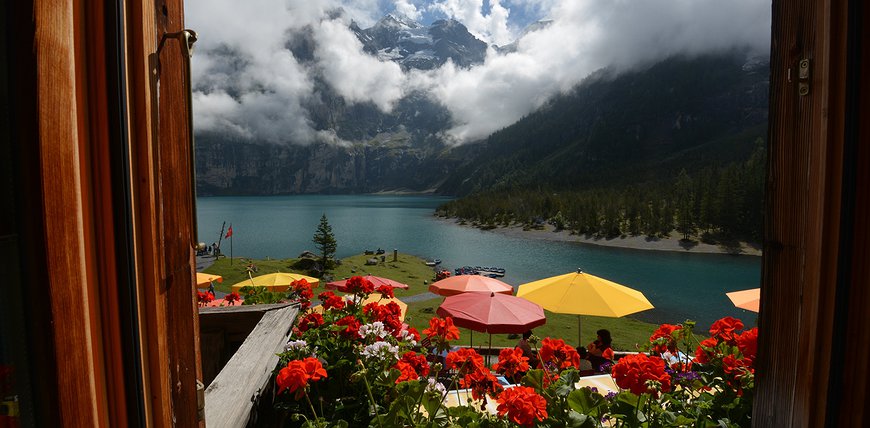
[435,217,762,257]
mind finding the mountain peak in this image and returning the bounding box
[358,15,487,70]
[375,13,421,29]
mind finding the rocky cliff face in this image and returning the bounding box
[195,135,462,195]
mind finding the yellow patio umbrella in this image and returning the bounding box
[196,272,223,289]
[310,294,408,321]
[517,269,654,345]
[726,288,760,312]
[230,272,320,293]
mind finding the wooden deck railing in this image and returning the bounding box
[199,303,299,427]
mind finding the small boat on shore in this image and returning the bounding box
[425,259,442,266]
[454,265,506,277]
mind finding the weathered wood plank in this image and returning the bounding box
[204,305,299,427]
[199,303,293,315]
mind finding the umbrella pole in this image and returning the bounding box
[577,316,582,347]
[488,334,493,366]
[470,330,473,348]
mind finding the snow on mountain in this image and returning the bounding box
[356,14,487,70]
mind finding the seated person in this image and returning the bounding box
[575,346,595,375]
[587,329,615,372]
[516,330,539,369]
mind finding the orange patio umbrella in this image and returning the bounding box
[196,272,223,289]
[726,288,760,312]
[429,275,513,297]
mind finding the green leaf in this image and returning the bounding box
[609,392,647,424]
[520,369,546,391]
[564,410,597,428]
[567,388,607,417]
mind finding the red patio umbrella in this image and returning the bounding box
[437,292,546,334]
[429,275,513,296]
[326,274,410,291]
[437,292,546,360]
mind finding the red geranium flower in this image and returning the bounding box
[335,315,361,338]
[423,316,460,342]
[375,285,395,299]
[460,368,503,402]
[492,348,530,378]
[363,302,402,333]
[393,361,419,383]
[345,276,375,294]
[392,351,430,383]
[736,327,758,364]
[276,363,307,398]
[611,353,672,397]
[225,291,242,305]
[721,354,747,375]
[709,316,744,344]
[297,313,324,332]
[302,357,327,382]
[290,279,313,300]
[694,337,719,364]
[539,338,580,370]
[197,291,215,306]
[496,386,548,427]
[445,348,485,374]
[276,357,327,399]
[400,351,430,378]
[650,324,682,353]
[318,291,346,311]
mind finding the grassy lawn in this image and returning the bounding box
[402,296,659,352]
[329,253,440,298]
[201,253,669,351]
[201,253,439,296]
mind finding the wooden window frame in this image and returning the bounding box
[17,0,203,426]
[755,0,869,425]
[8,0,868,425]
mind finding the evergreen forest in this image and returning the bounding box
[437,138,766,243]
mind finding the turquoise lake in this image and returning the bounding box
[196,194,761,329]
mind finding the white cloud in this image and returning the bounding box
[313,19,407,112]
[394,0,422,20]
[429,0,515,45]
[413,0,770,142]
[186,0,771,145]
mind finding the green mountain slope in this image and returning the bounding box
[438,51,769,195]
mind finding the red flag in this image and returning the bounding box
[225,225,233,238]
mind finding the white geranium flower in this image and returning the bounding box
[425,378,446,397]
[358,321,388,340]
[398,328,418,347]
[284,340,308,353]
[361,341,399,361]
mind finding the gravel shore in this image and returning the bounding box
[441,219,762,256]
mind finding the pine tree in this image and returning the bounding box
[675,170,696,240]
[312,214,337,276]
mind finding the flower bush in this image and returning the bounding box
[225,291,242,305]
[196,291,214,306]
[272,279,757,427]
